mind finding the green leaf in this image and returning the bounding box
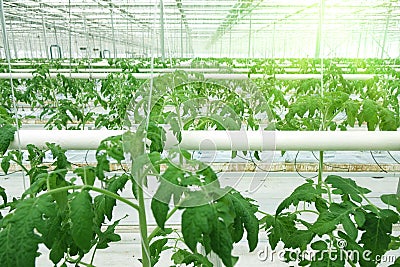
[151,198,170,229]
[147,122,166,153]
[70,190,94,251]
[325,175,371,203]
[353,209,366,228]
[311,202,356,235]
[48,171,68,210]
[228,191,259,251]
[311,240,328,250]
[149,238,169,266]
[276,182,324,214]
[337,231,366,265]
[379,108,397,131]
[360,210,399,258]
[171,249,213,266]
[182,205,213,252]
[74,166,96,186]
[1,154,11,174]
[0,195,56,267]
[104,174,129,221]
[46,143,71,170]
[0,186,6,204]
[49,238,65,264]
[263,214,297,249]
[196,166,218,185]
[381,194,400,212]
[0,124,16,155]
[210,220,234,267]
[286,230,315,250]
[344,100,360,127]
[358,99,379,130]
[342,215,358,240]
[96,219,122,249]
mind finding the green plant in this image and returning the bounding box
[262,175,400,267]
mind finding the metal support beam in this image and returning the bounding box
[380,10,391,59]
[9,23,17,59]
[248,14,252,58]
[315,0,325,59]
[356,31,362,58]
[180,17,183,58]
[54,22,59,45]
[160,0,165,61]
[229,29,232,57]
[0,0,11,60]
[110,7,117,58]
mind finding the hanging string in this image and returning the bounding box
[0,0,26,189]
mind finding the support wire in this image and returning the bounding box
[0,0,26,189]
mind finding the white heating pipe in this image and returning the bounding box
[9,130,400,151]
[10,68,251,73]
[0,72,385,80]
[7,68,400,74]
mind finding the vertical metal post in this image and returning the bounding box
[10,23,17,58]
[229,29,232,57]
[363,28,368,58]
[271,22,276,58]
[180,17,183,58]
[110,6,117,58]
[356,31,362,59]
[315,0,325,58]
[68,0,72,62]
[83,15,90,58]
[0,0,11,60]
[159,0,165,61]
[397,178,400,195]
[380,11,391,59]
[248,14,252,58]
[54,22,59,45]
[219,37,223,57]
[41,11,49,59]
[99,35,103,54]
[37,35,43,58]
[28,34,34,58]
[23,36,28,58]
[186,31,189,57]
[142,31,145,56]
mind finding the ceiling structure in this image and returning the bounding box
[0,0,399,58]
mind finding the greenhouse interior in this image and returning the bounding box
[0,0,399,266]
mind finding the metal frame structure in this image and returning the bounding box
[0,0,399,59]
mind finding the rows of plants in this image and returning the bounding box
[1,58,399,74]
[0,61,399,266]
[0,61,399,132]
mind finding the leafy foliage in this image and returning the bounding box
[262,175,400,267]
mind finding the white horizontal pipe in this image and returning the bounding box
[10,68,251,73]
[0,73,384,80]
[9,130,400,151]
[9,68,400,74]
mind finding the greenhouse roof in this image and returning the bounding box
[1,0,399,58]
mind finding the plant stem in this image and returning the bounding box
[11,158,29,173]
[293,209,320,215]
[137,180,151,267]
[42,185,140,211]
[318,151,324,185]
